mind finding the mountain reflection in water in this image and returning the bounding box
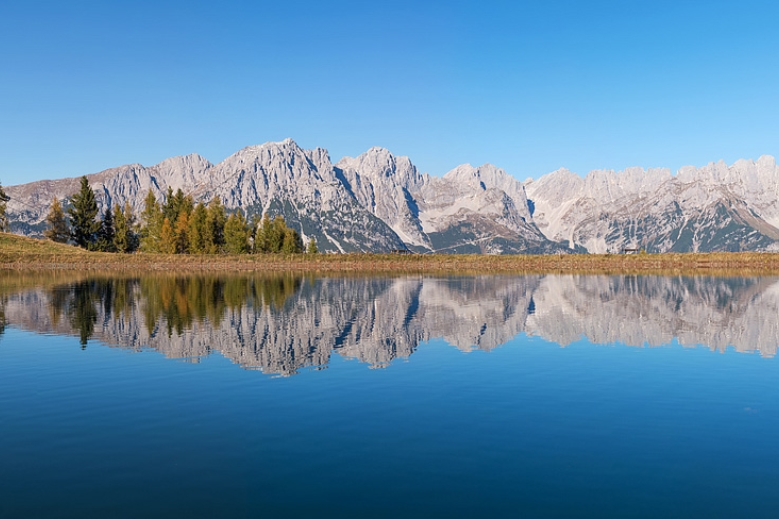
[2,274,777,375]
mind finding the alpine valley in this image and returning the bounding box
[6,139,779,254]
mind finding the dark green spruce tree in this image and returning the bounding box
[113,202,138,253]
[68,176,100,249]
[97,205,116,252]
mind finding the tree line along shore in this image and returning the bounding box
[43,177,316,255]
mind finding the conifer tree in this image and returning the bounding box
[224,211,249,254]
[68,176,100,249]
[162,187,190,225]
[0,182,9,232]
[282,227,303,253]
[162,186,176,223]
[188,203,208,254]
[113,202,137,253]
[44,198,70,243]
[249,214,262,253]
[255,214,273,253]
[205,196,226,254]
[306,237,319,254]
[174,212,190,253]
[159,218,176,254]
[173,191,193,220]
[268,216,287,252]
[140,189,162,252]
[172,189,192,220]
[113,203,128,252]
[96,206,116,252]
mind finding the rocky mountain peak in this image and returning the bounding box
[335,147,429,249]
[443,163,521,195]
[757,154,777,170]
[336,147,422,186]
[154,153,213,172]
[150,154,213,192]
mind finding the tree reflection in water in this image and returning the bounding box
[42,274,303,346]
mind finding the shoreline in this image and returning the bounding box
[5,250,779,275]
[4,232,779,275]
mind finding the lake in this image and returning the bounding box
[1,273,778,518]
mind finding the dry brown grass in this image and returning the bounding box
[4,233,779,275]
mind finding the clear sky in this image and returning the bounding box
[1,0,778,186]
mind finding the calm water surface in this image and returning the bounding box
[1,274,778,518]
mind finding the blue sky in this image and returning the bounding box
[1,0,778,186]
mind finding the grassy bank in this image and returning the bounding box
[4,232,779,275]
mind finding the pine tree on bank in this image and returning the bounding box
[162,186,177,223]
[96,205,116,252]
[140,190,163,252]
[268,216,288,252]
[224,211,249,254]
[68,176,100,249]
[251,214,303,253]
[204,196,226,254]
[188,203,208,254]
[159,218,176,254]
[174,212,190,254]
[282,227,303,253]
[44,198,70,243]
[113,202,137,253]
[255,214,273,252]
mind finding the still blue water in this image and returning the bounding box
[1,274,778,518]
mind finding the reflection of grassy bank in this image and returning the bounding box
[5,233,779,275]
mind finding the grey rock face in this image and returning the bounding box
[525,158,779,253]
[336,147,430,249]
[336,150,565,254]
[414,164,564,254]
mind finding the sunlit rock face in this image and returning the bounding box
[525,157,779,253]
[336,147,431,250]
[2,274,778,377]
[336,147,565,254]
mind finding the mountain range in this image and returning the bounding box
[5,139,779,254]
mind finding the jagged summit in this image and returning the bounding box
[335,147,429,248]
